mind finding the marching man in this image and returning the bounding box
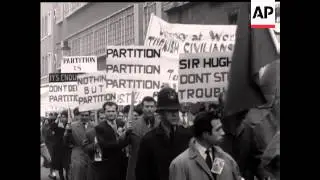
[169,111,243,180]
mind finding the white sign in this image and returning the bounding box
[251,0,276,28]
[178,52,231,103]
[61,56,97,73]
[48,73,79,110]
[106,46,179,105]
[77,72,108,112]
[144,14,237,58]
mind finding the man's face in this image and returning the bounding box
[80,111,90,122]
[60,115,68,124]
[118,112,124,120]
[204,119,225,145]
[163,110,180,125]
[143,101,156,117]
[90,112,95,122]
[105,105,117,121]
[98,113,105,122]
[133,112,139,121]
[74,114,81,122]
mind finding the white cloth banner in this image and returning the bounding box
[144,14,237,59]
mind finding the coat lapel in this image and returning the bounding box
[189,139,214,180]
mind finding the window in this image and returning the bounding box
[81,35,87,55]
[43,55,48,76]
[44,15,48,36]
[41,56,44,77]
[107,6,134,46]
[55,44,62,69]
[41,17,44,38]
[80,32,94,56]
[64,3,70,18]
[71,37,80,56]
[143,2,157,41]
[55,3,63,23]
[94,26,106,56]
[63,3,88,18]
[48,11,52,35]
[48,53,52,73]
[228,8,239,25]
[88,32,93,55]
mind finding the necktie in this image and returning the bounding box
[205,149,212,170]
[110,121,117,133]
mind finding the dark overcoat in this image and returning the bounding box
[135,122,192,180]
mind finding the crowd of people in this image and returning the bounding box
[40,60,279,180]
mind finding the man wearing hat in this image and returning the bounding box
[135,87,193,180]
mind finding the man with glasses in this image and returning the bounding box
[64,108,95,180]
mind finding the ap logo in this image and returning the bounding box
[251,0,276,28]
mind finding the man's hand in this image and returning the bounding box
[58,122,64,128]
[117,127,125,137]
[66,123,71,130]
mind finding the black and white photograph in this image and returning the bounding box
[41,2,280,180]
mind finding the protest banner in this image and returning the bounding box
[61,56,97,73]
[77,72,153,111]
[78,46,180,112]
[144,14,237,58]
[77,72,109,112]
[178,52,232,103]
[106,46,179,104]
[48,73,80,110]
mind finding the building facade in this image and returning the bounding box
[41,3,55,87]
[53,2,164,72]
[41,2,164,116]
[41,3,56,116]
[162,2,241,25]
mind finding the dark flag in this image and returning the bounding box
[225,3,280,115]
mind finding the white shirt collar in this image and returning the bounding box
[194,140,212,161]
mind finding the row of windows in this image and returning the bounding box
[54,3,88,24]
[107,6,135,46]
[68,6,135,57]
[143,2,157,41]
[41,11,52,39]
[41,55,49,77]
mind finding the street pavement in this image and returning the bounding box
[41,157,52,180]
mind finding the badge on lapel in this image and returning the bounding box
[211,157,225,175]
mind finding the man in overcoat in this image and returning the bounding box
[135,87,192,180]
[126,96,160,180]
[169,112,242,180]
[64,108,95,180]
[94,102,132,180]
